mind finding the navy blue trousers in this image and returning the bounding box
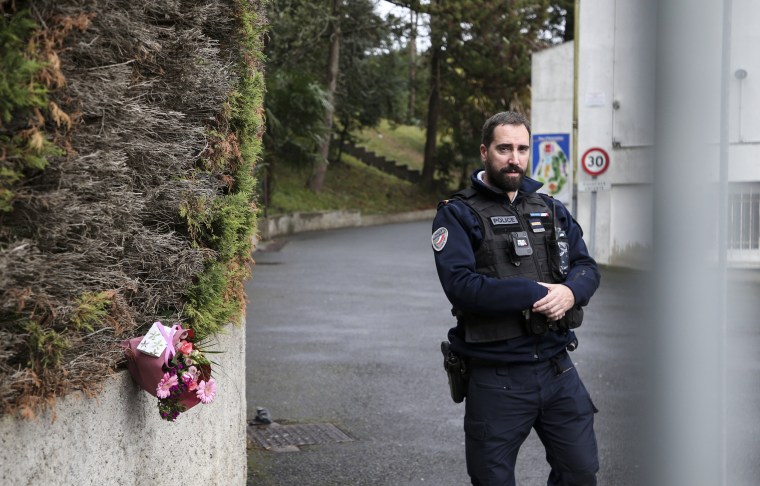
[464,352,599,486]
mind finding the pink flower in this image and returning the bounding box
[186,365,198,379]
[177,340,193,355]
[156,373,178,399]
[182,366,199,391]
[196,377,217,404]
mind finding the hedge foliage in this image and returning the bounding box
[0,0,266,418]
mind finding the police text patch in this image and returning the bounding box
[432,227,449,252]
[490,215,518,226]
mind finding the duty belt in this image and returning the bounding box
[468,350,573,376]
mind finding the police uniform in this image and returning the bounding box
[432,169,601,486]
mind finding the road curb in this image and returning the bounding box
[256,208,436,244]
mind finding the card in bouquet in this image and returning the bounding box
[135,322,168,357]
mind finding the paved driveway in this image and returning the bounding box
[244,220,759,485]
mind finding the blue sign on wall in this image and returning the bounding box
[532,133,571,199]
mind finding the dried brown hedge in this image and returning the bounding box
[0,0,264,418]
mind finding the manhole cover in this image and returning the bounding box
[247,422,354,452]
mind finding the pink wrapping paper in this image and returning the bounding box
[121,333,201,411]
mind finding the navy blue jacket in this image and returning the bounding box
[432,170,601,363]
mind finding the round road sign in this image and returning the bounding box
[581,147,610,176]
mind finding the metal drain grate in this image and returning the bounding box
[247,423,354,452]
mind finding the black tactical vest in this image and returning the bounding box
[452,187,560,343]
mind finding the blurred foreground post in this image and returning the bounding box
[651,0,729,484]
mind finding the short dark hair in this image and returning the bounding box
[481,111,531,147]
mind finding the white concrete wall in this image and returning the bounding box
[730,0,760,146]
[531,42,574,131]
[0,321,247,486]
[728,0,760,264]
[532,39,655,267]
[574,0,657,267]
[531,41,575,207]
[565,0,760,267]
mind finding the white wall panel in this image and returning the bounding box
[611,0,657,148]
[731,0,760,143]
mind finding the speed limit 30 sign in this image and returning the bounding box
[581,147,610,176]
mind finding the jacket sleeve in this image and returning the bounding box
[431,200,549,315]
[552,199,601,306]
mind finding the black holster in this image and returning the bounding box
[441,341,468,404]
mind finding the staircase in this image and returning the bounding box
[342,142,422,185]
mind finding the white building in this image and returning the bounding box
[532,0,760,268]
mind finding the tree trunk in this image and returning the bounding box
[421,3,441,190]
[407,10,417,121]
[308,0,341,193]
[563,1,575,42]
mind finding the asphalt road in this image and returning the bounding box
[244,220,760,485]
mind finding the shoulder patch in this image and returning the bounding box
[432,227,449,252]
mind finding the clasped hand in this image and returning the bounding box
[533,283,575,321]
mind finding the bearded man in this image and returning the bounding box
[431,111,601,486]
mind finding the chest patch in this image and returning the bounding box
[529,219,546,233]
[490,215,518,226]
[432,227,449,252]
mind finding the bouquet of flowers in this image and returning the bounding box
[122,322,217,422]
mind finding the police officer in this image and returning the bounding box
[432,111,601,486]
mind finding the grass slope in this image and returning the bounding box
[356,120,425,171]
[268,121,440,216]
[269,154,438,215]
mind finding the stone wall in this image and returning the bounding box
[259,209,436,240]
[0,320,246,486]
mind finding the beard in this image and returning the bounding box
[484,159,525,193]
